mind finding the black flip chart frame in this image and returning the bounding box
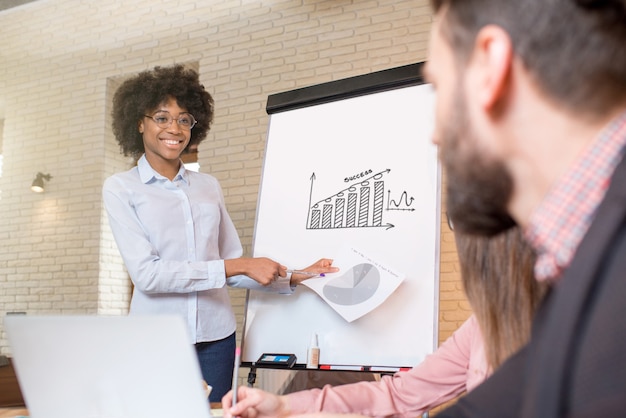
[242,62,441,372]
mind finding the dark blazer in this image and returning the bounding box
[437,154,626,418]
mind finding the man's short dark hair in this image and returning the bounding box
[430,0,626,118]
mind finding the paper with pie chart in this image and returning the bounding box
[301,245,405,322]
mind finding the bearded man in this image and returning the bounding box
[424,0,626,416]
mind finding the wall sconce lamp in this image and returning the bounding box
[31,172,52,193]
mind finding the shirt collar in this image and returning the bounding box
[137,154,189,185]
[525,111,626,283]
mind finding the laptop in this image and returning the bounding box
[4,315,213,418]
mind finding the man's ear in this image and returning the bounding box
[473,25,513,111]
[138,120,144,134]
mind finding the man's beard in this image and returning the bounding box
[441,89,517,236]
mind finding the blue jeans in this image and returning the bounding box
[195,332,236,402]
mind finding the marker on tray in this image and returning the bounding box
[319,365,412,372]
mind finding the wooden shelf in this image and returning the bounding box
[0,357,25,408]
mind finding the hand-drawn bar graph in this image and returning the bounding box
[307,169,408,230]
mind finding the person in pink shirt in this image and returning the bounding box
[223,227,547,418]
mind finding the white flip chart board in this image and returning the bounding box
[242,63,440,371]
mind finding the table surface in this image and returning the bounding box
[0,408,27,418]
[0,404,223,417]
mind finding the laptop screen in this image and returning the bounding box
[5,315,212,418]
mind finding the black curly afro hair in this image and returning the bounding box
[111,64,214,159]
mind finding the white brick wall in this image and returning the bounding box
[0,0,468,355]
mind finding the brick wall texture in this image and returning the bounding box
[0,0,470,355]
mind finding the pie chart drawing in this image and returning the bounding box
[322,263,381,306]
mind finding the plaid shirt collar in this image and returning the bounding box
[525,111,626,282]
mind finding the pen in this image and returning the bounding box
[287,270,326,277]
[232,347,240,408]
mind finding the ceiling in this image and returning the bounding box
[0,0,40,12]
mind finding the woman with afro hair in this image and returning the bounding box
[103,64,338,402]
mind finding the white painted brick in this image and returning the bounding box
[0,0,460,353]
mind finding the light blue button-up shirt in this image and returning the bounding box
[103,155,291,344]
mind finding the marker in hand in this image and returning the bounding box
[287,269,326,277]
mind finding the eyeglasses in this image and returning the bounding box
[144,111,197,130]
